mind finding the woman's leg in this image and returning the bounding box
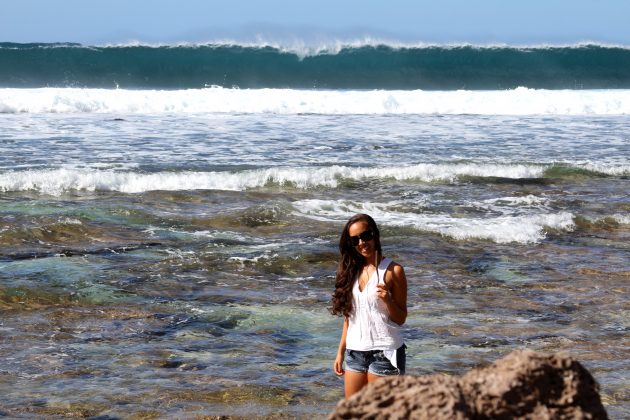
[367,372,384,383]
[344,370,368,398]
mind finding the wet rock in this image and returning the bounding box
[331,375,468,419]
[462,349,608,419]
[329,349,608,419]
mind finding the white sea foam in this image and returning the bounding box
[612,214,630,225]
[482,195,548,206]
[2,87,629,115]
[59,218,83,225]
[292,199,575,244]
[0,164,545,195]
[578,163,630,176]
[583,214,630,225]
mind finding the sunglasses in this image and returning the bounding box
[350,230,375,246]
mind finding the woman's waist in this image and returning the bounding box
[346,322,402,346]
[345,334,403,351]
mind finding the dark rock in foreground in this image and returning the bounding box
[330,349,608,419]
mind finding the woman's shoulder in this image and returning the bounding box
[384,259,405,277]
[383,257,402,268]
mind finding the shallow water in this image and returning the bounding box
[0,112,628,418]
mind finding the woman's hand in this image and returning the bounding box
[375,283,392,303]
[334,353,345,376]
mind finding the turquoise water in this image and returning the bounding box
[2,43,630,89]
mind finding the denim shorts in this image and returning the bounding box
[345,344,406,376]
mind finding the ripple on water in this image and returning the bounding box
[0,256,140,307]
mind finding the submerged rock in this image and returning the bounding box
[330,349,608,419]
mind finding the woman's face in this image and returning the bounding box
[348,221,376,260]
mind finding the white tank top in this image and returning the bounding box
[345,258,404,351]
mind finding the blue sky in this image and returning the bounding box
[2,0,630,45]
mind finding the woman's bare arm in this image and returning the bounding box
[376,263,408,325]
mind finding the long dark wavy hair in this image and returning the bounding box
[330,214,382,317]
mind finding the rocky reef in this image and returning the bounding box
[330,349,608,419]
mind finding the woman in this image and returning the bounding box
[331,214,408,398]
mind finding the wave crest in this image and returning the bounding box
[0,164,548,195]
[292,199,576,244]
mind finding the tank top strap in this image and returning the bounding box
[376,257,392,285]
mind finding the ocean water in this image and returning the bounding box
[0,42,629,418]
